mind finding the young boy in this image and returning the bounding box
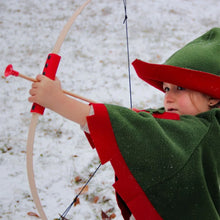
[29,28,220,219]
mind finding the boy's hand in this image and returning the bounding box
[28,75,64,111]
[29,74,90,126]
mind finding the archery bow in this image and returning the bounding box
[26,1,91,219]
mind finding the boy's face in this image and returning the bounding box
[163,82,210,116]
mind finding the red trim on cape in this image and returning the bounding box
[86,104,163,220]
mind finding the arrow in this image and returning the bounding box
[4,64,96,103]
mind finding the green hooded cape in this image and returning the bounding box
[86,104,220,220]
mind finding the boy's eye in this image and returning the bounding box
[177,86,185,91]
[163,86,185,92]
[163,87,170,92]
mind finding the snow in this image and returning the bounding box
[0,0,220,219]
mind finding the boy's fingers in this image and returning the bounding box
[29,87,36,95]
[28,91,37,103]
[36,74,45,81]
[28,96,34,103]
[31,81,38,89]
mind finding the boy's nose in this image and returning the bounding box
[164,91,175,103]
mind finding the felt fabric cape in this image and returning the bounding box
[85,103,220,220]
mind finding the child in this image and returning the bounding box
[29,28,220,220]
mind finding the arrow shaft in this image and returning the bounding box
[17,73,96,103]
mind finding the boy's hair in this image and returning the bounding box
[210,101,220,109]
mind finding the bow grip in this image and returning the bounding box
[31,53,61,115]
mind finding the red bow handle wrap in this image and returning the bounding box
[31,53,61,115]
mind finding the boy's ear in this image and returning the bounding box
[209,98,220,107]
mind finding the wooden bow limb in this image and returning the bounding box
[26,1,91,220]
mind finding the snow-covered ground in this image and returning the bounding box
[0,0,220,219]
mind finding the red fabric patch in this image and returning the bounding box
[132,108,180,120]
[152,112,180,120]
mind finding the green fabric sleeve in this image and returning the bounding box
[105,104,220,220]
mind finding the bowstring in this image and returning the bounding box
[59,1,132,219]
[122,0,133,109]
[59,163,101,219]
